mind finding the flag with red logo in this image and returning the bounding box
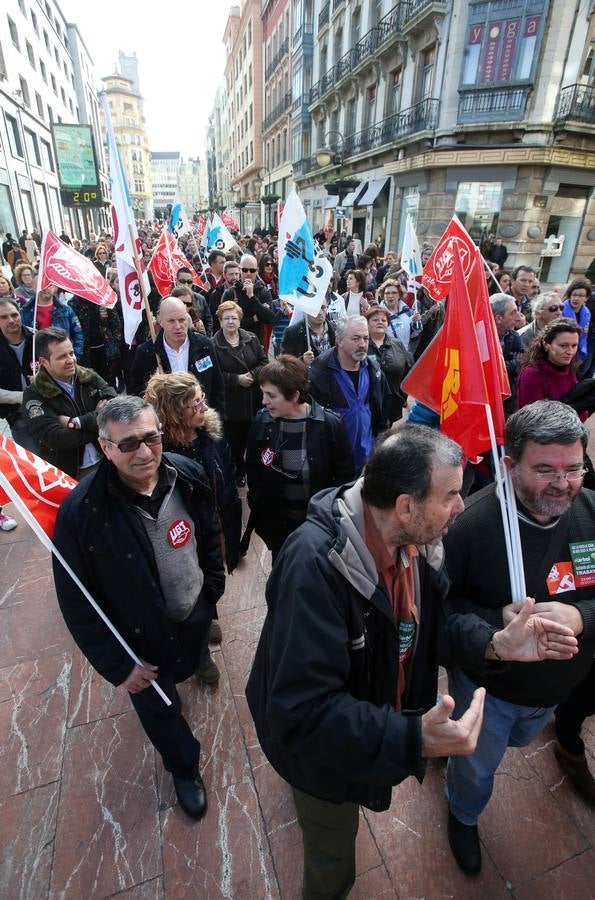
[38,230,117,308]
[148,229,207,297]
[221,211,238,232]
[422,215,476,301]
[0,436,77,538]
[102,93,150,345]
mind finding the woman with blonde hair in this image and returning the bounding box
[145,371,242,683]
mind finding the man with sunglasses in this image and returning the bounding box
[518,291,563,348]
[174,268,213,336]
[221,254,274,344]
[52,395,225,821]
[443,401,595,875]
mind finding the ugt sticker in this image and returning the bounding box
[569,541,595,588]
[546,561,576,595]
[168,519,192,548]
[261,447,275,467]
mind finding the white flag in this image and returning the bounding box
[401,215,421,277]
[169,202,192,242]
[206,213,236,253]
[102,94,150,345]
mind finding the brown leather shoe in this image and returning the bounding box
[554,743,595,805]
[196,652,220,685]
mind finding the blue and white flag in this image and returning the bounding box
[206,213,236,253]
[168,203,191,242]
[401,215,421,277]
[279,189,329,316]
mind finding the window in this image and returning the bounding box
[60,87,65,103]
[8,17,20,50]
[248,20,252,46]
[418,45,435,101]
[346,97,356,135]
[40,59,47,82]
[282,128,287,162]
[63,61,68,78]
[249,103,253,125]
[47,104,53,122]
[24,127,41,165]
[36,92,44,118]
[19,76,31,108]
[350,7,361,47]
[31,10,38,33]
[45,2,52,22]
[26,40,35,68]
[54,47,59,65]
[41,139,54,171]
[51,74,57,95]
[461,9,544,88]
[387,66,402,116]
[69,98,73,114]
[276,134,280,166]
[18,0,26,14]
[250,140,253,162]
[6,114,23,156]
[364,85,376,128]
[249,63,252,87]
[455,182,503,240]
[43,30,50,51]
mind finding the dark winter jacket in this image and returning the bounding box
[444,484,595,707]
[20,297,84,360]
[22,365,116,476]
[221,278,274,343]
[280,319,336,360]
[367,335,414,423]
[0,325,34,425]
[129,330,225,415]
[212,328,267,422]
[246,479,497,810]
[245,400,355,551]
[165,409,242,572]
[69,296,123,364]
[52,454,225,686]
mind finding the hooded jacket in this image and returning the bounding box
[0,325,34,425]
[22,365,116,476]
[246,480,496,810]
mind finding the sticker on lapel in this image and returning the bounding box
[168,519,192,548]
[196,355,213,373]
[546,561,576,595]
[569,541,595,587]
[261,447,275,467]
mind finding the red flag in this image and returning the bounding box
[422,216,476,301]
[39,230,117,308]
[221,212,238,232]
[148,230,207,297]
[0,436,77,538]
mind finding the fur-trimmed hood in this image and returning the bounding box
[201,406,223,441]
[30,364,101,399]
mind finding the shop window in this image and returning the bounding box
[455,182,503,241]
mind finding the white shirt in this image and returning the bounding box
[163,336,190,373]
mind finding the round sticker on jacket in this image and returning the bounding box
[261,447,275,467]
[168,519,192,547]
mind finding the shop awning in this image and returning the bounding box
[341,182,367,207]
[356,177,389,207]
[324,195,339,209]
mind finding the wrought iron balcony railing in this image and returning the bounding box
[343,98,439,156]
[458,86,531,123]
[265,37,289,81]
[263,92,292,132]
[554,83,595,124]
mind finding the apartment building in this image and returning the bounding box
[178,156,208,214]
[0,0,108,244]
[295,0,595,282]
[262,0,293,215]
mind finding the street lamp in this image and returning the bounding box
[256,166,280,232]
[231,183,247,234]
[315,130,345,168]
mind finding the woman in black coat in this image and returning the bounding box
[212,299,268,485]
[245,355,355,559]
[365,306,413,423]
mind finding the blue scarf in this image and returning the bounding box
[333,363,373,471]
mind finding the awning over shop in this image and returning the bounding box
[341,182,367,207]
[324,195,339,209]
[356,177,389,207]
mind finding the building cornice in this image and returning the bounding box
[383,145,595,175]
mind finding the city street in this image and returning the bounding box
[1,476,594,899]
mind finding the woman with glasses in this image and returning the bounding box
[213,300,268,486]
[13,263,36,303]
[517,318,588,419]
[258,255,278,356]
[144,372,242,683]
[245,355,354,560]
[365,307,413,423]
[377,278,422,349]
[93,243,111,278]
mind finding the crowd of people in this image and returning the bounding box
[1,221,595,896]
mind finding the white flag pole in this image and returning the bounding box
[31,227,49,369]
[501,449,527,601]
[0,469,172,706]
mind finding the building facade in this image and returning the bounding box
[100,72,153,220]
[178,156,208,215]
[294,0,595,284]
[151,151,180,218]
[0,0,108,247]
[261,0,293,224]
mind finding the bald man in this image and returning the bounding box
[220,254,274,344]
[129,297,225,413]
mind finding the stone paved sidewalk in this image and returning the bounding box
[0,497,594,899]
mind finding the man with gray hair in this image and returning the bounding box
[220,253,274,344]
[518,291,563,348]
[247,423,577,898]
[491,293,525,413]
[443,400,595,875]
[52,395,225,821]
[309,315,390,471]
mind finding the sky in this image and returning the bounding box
[58,0,232,159]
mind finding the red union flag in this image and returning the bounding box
[39,230,117,308]
[422,216,476,301]
[149,229,206,297]
[0,436,77,538]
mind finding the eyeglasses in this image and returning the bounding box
[546,305,563,312]
[105,431,163,454]
[519,465,588,483]
[178,278,193,285]
[241,267,257,273]
[188,397,208,411]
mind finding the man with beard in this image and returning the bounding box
[443,401,595,875]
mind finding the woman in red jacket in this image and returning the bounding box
[517,318,586,418]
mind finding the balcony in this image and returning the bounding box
[318,2,330,29]
[403,0,448,32]
[292,22,314,54]
[343,98,439,156]
[554,83,595,125]
[309,2,408,105]
[263,92,292,132]
[265,37,289,81]
[458,85,532,123]
[292,156,317,176]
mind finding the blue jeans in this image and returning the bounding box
[445,669,554,825]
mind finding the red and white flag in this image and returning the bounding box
[422,215,476,301]
[39,230,117,308]
[102,94,149,345]
[0,436,77,538]
[148,229,207,297]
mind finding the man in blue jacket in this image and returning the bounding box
[53,395,225,820]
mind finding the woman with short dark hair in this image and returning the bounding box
[245,355,355,559]
[365,306,413,423]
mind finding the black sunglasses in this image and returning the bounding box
[178,278,193,285]
[241,267,257,273]
[547,305,563,312]
[105,431,163,454]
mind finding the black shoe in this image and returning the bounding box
[196,651,220,685]
[554,742,595,805]
[173,773,208,820]
[447,811,481,875]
